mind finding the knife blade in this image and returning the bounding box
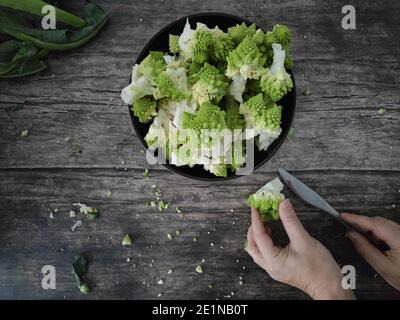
[278,168,390,252]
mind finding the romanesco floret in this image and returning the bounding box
[131,97,157,123]
[184,101,226,132]
[247,177,285,221]
[140,51,167,81]
[226,35,266,80]
[120,64,158,105]
[227,22,257,45]
[239,93,282,140]
[156,67,190,101]
[169,35,180,54]
[260,43,293,102]
[225,98,245,130]
[204,163,228,177]
[265,24,293,69]
[179,20,213,63]
[210,27,235,62]
[190,62,229,104]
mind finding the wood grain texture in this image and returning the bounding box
[0,0,399,300]
[0,170,399,300]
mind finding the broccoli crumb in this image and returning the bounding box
[71,144,82,156]
[79,283,90,294]
[175,230,181,236]
[105,190,112,199]
[122,234,133,246]
[287,127,295,139]
[158,200,170,211]
[176,207,182,213]
[20,129,29,137]
[168,269,173,274]
[167,233,173,240]
[73,203,99,220]
[208,284,213,289]
[143,168,150,177]
[195,265,203,274]
[378,108,386,114]
[303,87,310,96]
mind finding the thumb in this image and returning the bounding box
[279,199,310,244]
[346,231,389,275]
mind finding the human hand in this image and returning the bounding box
[247,199,354,300]
[342,213,400,291]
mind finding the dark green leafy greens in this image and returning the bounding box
[72,255,90,294]
[0,1,107,78]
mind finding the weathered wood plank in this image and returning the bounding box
[0,0,399,171]
[0,169,399,299]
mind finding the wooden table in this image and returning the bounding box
[0,0,399,300]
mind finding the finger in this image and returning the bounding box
[247,226,262,263]
[346,231,390,275]
[279,199,310,244]
[251,207,280,259]
[342,213,400,248]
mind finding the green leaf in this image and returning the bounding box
[72,255,88,289]
[0,3,107,50]
[72,255,87,278]
[0,40,48,78]
[0,0,86,28]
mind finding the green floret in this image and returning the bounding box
[226,36,266,80]
[265,24,293,69]
[225,98,245,130]
[263,104,282,130]
[190,63,229,104]
[239,93,282,135]
[192,28,213,64]
[183,101,226,132]
[260,44,293,102]
[169,35,180,54]
[131,97,157,123]
[267,24,291,47]
[227,22,257,45]
[247,178,285,221]
[186,62,204,84]
[156,68,190,101]
[210,30,235,62]
[140,51,166,81]
[205,164,228,177]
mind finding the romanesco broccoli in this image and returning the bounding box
[156,67,190,101]
[189,63,229,104]
[247,177,285,221]
[260,44,293,102]
[131,97,157,123]
[226,35,266,80]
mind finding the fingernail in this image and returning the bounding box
[280,199,291,209]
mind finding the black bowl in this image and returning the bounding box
[128,12,296,181]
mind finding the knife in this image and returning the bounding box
[278,168,389,252]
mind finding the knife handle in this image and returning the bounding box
[350,224,390,253]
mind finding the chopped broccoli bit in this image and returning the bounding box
[20,129,29,137]
[195,265,203,274]
[122,234,133,246]
[378,108,386,114]
[79,283,90,294]
[143,168,150,177]
[73,203,99,220]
